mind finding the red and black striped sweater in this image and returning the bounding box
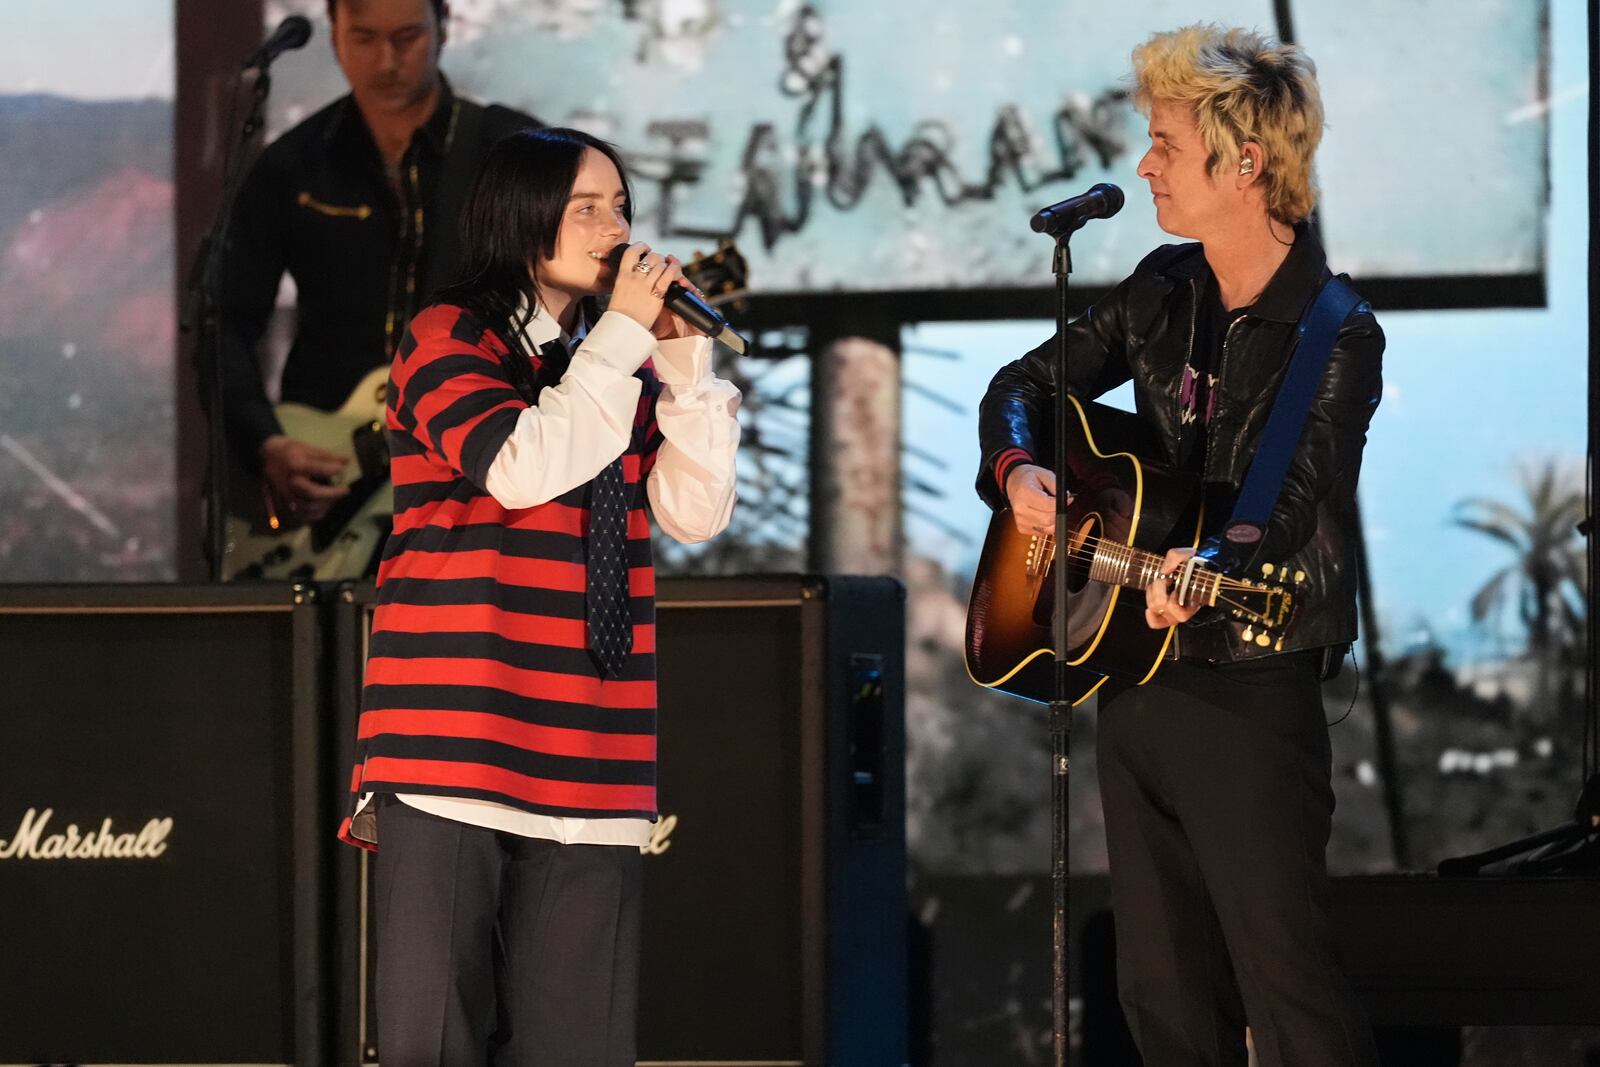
[340,302,738,848]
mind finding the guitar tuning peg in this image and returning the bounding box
[1294,570,1306,584]
[1274,635,1285,651]
[1261,563,1275,576]
[1256,632,1272,648]
[1241,625,1255,643]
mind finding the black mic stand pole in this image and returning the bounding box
[1050,231,1074,1067]
[183,62,274,580]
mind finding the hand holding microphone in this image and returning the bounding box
[603,243,748,354]
[605,243,694,340]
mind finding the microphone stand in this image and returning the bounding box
[1029,186,1118,1066]
[183,63,274,580]
[1049,231,1074,1067]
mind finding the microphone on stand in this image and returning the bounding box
[244,15,313,69]
[1030,183,1124,238]
[604,245,748,355]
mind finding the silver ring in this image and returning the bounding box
[633,259,656,274]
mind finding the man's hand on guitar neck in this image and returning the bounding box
[1145,547,1204,629]
[1004,463,1072,535]
[259,434,350,524]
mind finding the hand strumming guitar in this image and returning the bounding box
[1005,463,1072,535]
[259,434,350,524]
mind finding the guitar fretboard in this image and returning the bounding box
[1038,534,1221,607]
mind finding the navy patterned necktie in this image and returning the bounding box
[540,335,633,679]
[586,454,633,678]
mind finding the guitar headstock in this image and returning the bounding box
[683,240,749,308]
[1223,561,1304,651]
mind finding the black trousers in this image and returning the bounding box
[373,799,642,1067]
[1096,651,1379,1067]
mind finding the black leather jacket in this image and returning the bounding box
[976,226,1384,662]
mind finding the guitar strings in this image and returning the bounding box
[1025,532,1289,629]
[1030,531,1272,595]
[1042,530,1282,591]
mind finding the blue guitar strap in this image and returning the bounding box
[1207,274,1365,571]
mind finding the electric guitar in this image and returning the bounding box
[222,241,751,580]
[964,395,1302,705]
[222,368,394,581]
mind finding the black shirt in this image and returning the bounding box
[218,78,538,464]
[1183,274,1255,579]
[1179,273,1251,475]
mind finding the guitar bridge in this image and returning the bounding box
[1026,534,1056,578]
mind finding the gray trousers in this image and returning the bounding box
[1097,651,1379,1067]
[373,799,642,1067]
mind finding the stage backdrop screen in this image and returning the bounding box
[0,2,176,581]
[266,0,1548,296]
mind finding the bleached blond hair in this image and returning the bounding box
[1132,24,1323,224]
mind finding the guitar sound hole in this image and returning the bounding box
[1064,515,1099,594]
[1030,515,1100,631]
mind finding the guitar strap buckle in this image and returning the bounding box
[1223,520,1265,546]
[1203,520,1266,574]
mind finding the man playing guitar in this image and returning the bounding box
[219,0,537,538]
[979,24,1384,1066]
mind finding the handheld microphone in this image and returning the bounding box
[604,246,748,355]
[244,15,313,69]
[1030,183,1124,238]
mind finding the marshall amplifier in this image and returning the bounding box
[644,575,908,1067]
[329,574,908,1067]
[0,583,328,1066]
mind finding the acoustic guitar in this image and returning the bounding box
[964,395,1301,705]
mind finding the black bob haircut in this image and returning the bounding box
[434,127,634,398]
[327,0,446,21]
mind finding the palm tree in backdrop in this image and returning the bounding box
[1452,459,1586,721]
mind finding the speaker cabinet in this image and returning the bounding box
[644,575,908,1067]
[0,583,327,1066]
[331,574,908,1067]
